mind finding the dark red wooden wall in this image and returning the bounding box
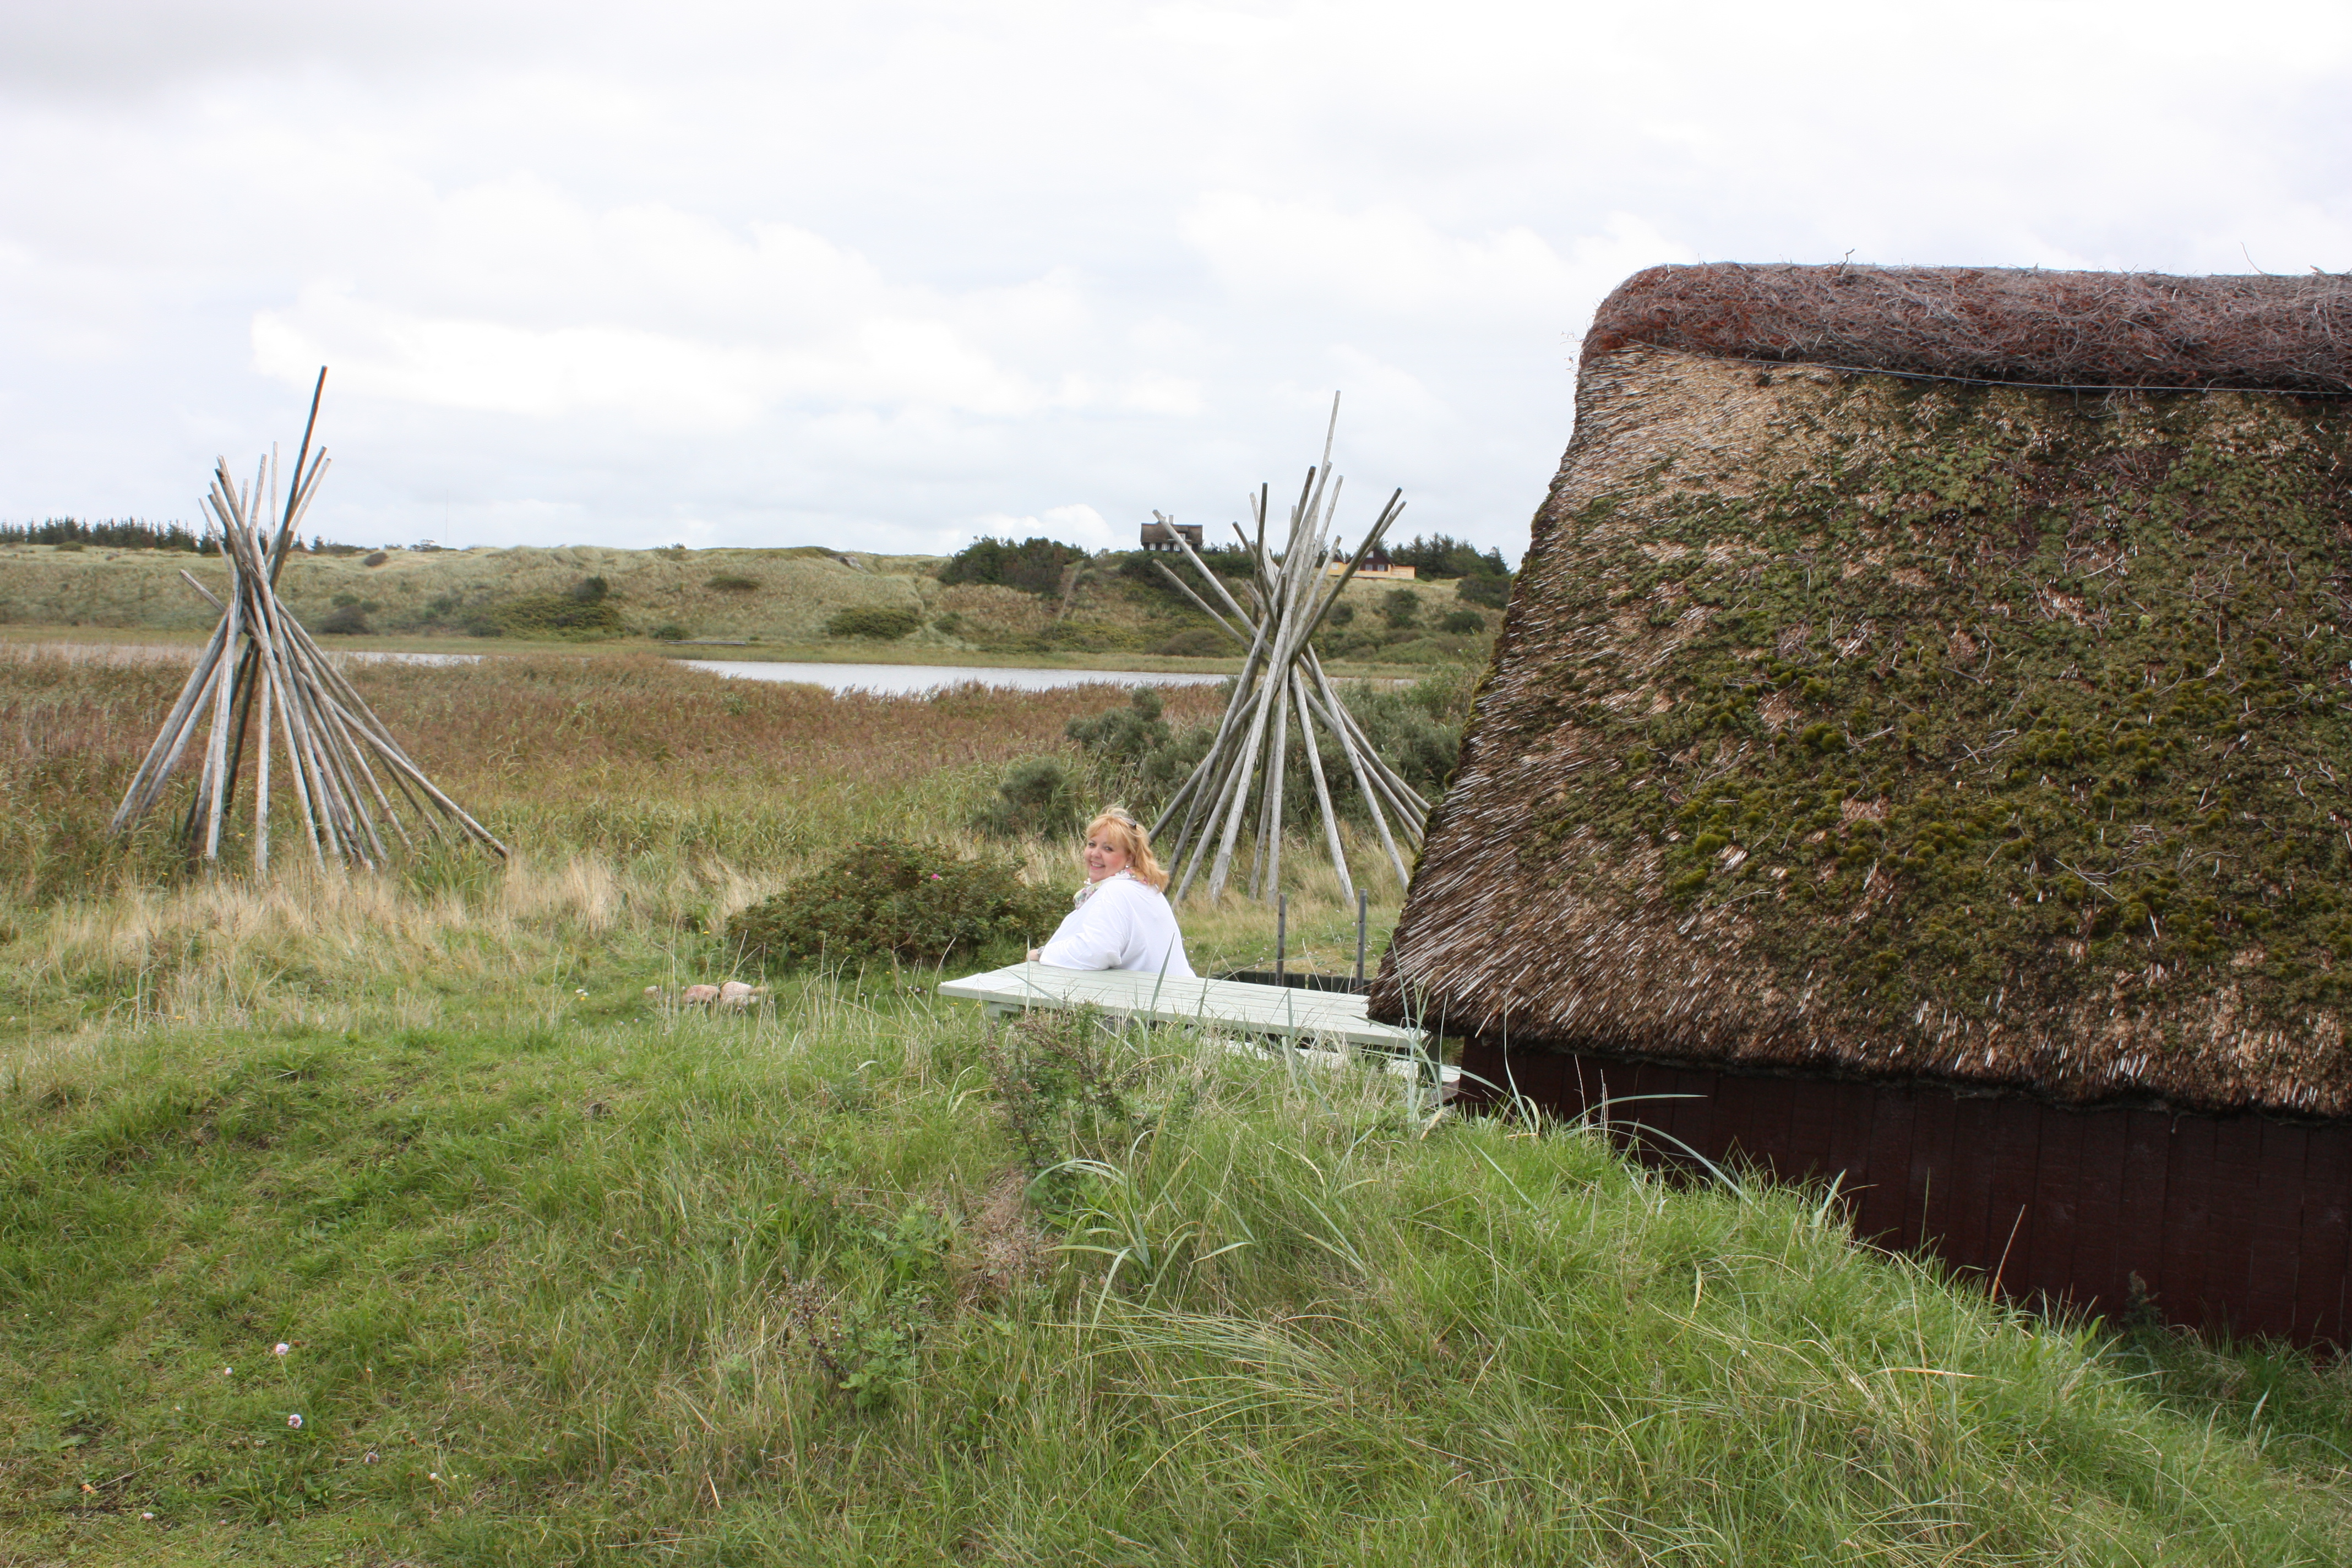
[1460,1042,2352,1347]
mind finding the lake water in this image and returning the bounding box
[682,660,1226,695]
[10,641,1219,695]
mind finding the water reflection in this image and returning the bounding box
[683,660,1226,695]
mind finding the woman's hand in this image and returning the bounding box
[1026,948,1041,961]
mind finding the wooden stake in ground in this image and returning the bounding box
[111,386,509,869]
[1148,394,1430,903]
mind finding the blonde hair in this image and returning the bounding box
[1084,807,1168,891]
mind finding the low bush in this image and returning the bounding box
[974,755,1086,839]
[706,573,758,593]
[362,551,389,567]
[1111,546,1253,611]
[939,537,1087,596]
[1440,608,1485,635]
[573,575,610,602]
[1381,587,1421,629]
[652,622,689,641]
[1060,673,1459,826]
[727,837,1063,968]
[481,595,630,638]
[1456,573,1512,609]
[825,606,922,640]
[1153,627,1229,658]
[1065,687,1169,767]
[316,604,371,635]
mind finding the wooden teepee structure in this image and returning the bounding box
[1146,396,1430,903]
[110,372,508,871]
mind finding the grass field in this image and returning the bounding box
[3,646,2351,1564]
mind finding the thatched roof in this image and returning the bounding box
[1588,264,2352,393]
[1371,265,2352,1118]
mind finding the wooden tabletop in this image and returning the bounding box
[938,962,1428,1054]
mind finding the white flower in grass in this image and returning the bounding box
[286,1413,303,1429]
[273,1342,290,1357]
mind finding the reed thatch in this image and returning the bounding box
[1371,264,2352,1118]
[1588,264,2352,393]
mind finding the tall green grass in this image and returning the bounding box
[2,646,2349,1562]
[3,982,2350,1562]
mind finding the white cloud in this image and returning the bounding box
[1183,195,1692,325]
[966,504,1119,552]
[0,1,2346,559]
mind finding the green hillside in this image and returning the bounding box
[0,541,1502,666]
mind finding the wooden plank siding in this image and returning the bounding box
[1460,1040,2352,1347]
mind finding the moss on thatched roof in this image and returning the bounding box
[1371,266,2352,1118]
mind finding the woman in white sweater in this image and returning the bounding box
[1030,808,1195,978]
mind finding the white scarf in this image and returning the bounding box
[1073,869,1139,907]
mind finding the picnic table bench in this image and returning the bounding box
[937,962,1458,1093]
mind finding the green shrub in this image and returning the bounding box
[653,622,689,641]
[1065,687,1169,767]
[1111,546,1253,610]
[1381,587,1422,629]
[1440,608,1485,635]
[825,606,922,640]
[1456,573,1512,609]
[317,604,371,635]
[484,594,630,638]
[52,541,84,553]
[974,755,1086,839]
[1153,627,1228,658]
[706,573,758,592]
[939,536,1087,596]
[727,838,1063,968]
[1327,602,1356,627]
[362,551,389,567]
[573,575,610,602]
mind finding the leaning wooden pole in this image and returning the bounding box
[114,401,507,871]
[217,367,328,828]
[1148,395,1428,903]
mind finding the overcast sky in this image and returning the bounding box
[3,2,2346,562]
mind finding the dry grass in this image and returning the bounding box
[0,647,1398,1047]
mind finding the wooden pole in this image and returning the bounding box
[1294,666,1353,902]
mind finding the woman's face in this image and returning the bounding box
[1083,832,1133,883]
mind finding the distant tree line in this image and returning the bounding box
[0,517,214,552]
[0,517,378,557]
[1385,533,1509,580]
